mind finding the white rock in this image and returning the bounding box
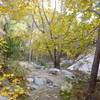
[27,78,34,82]
[49,68,60,75]
[68,54,100,75]
[47,85,54,91]
[61,70,75,79]
[34,77,44,86]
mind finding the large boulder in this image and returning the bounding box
[68,54,100,76]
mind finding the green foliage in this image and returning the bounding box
[5,35,25,59]
[44,63,52,68]
[60,89,75,100]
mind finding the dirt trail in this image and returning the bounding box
[27,68,66,100]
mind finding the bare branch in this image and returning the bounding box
[30,13,45,33]
[42,0,50,24]
[37,1,45,31]
[88,9,100,16]
[50,0,56,23]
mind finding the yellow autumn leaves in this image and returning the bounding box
[0,38,27,100]
[0,38,8,56]
[0,72,27,100]
[0,85,26,100]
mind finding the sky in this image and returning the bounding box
[43,0,61,12]
[51,0,61,12]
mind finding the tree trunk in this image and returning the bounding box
[53,49,60,68]
[86,25,100,100]
[29,49,32,62]
[54,57,60,68]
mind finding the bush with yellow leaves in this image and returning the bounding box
[0,38,27,100]
[0,71,27,100]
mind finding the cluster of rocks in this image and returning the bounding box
[19,61,45,71]
[27,68,75,92]
[27,76,58,90]
[49,68,75,79]
[19,61,76,93]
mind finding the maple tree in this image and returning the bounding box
[0,0,100,99]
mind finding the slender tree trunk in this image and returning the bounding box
[53,49,60,68]
[54,57,60,68]
[86,25,100,100]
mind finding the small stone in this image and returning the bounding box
[46,79,53,85]
[34,77,44,86]
[30,84,40,90]
[47,85,53,91]
[53,83,58,87]
[27,78,34,82]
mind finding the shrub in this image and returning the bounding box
[0,38,27,100]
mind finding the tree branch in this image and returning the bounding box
[88,9,100,16]
[50,0,56,23]
[42,0,50,24]
[30,13,45,33]
[37,2,45,31]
